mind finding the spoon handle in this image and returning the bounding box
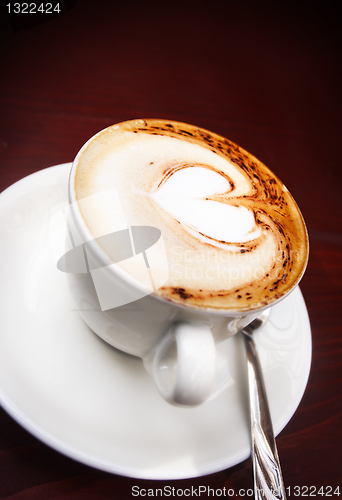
[243,330,287,500]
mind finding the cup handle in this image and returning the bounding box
[144,322,216,406]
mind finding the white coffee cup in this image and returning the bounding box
[65,120,308,407]
[64,198,261,406]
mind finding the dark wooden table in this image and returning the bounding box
[1,1,341,498]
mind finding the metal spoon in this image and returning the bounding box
[242,309,287,500]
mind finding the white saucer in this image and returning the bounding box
[0,165,312,480]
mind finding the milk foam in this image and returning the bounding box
[74,119,308,311]
[152,167,262,246]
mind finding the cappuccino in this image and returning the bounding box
[73,119,308,312]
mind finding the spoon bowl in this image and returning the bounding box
[244,308,271,336]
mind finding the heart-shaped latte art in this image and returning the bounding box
[152,166,262,247]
